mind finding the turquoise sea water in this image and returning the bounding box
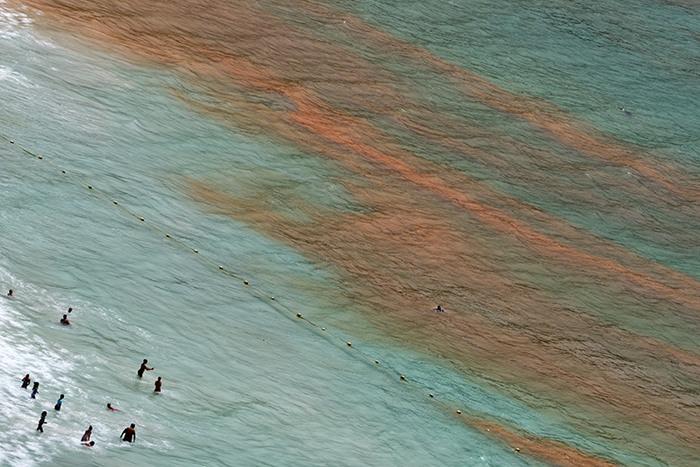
[1,1,699,466]
[0,7,533,466]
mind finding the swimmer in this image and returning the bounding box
[137,359,154,378]
[60,314,70,326]
[81,425,92,442]
[432,304,445,313]
[67,307,73,314]
[30,382,39,399]
[106,403,119,412]
[154,376,162,393]
[7,289,13,297]
[120,423,136,443]
[54,394,64,411]
[82,441,95,447]
[36,411,47,432]
[21,374,31,389]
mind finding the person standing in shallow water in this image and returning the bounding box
[154,376,162,393]
[81,425,92,442]
[54,394,64,411]
[60,314,70,325]
[120,423,136,443]
[30,382,39,399]
[21,374,31,389]
[36,411,47,432]
[137,359,153,378]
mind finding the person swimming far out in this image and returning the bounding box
[120,423,136,443]
[82,441,96,447]
[106,402,119,412]
[137,359,154,378]
[21,374,31,389]
[30,382,39,399]
[432,304,445,313]
[154,376,162,393]
[54,394,64,411]
[60,314,70,326]
[6,289,13,297]
[36,411,47,432]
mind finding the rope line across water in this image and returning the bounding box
[1,133,472,420]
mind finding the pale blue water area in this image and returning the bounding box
[0,6,542,467]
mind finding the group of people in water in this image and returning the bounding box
[7,288,163,447]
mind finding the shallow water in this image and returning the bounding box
[1,1,699,466]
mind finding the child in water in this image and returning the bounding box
[30,382,39,399]
[36,411,47,432]
[54,394,64,411]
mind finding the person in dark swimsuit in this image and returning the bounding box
[154,377,162,393]
[81,425,92,442]
[107,403,119,412]
[60,314,70,325]
[137,359,153,378]
[31,382,39,399]
[7,289,13,297]
[36,411,47,432]
[21,374,31,389]
[54,394,64,411]
[120,424,136,443]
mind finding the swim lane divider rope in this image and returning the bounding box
[1,133,477,424]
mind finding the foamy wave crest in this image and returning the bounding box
[0,1,32,39]
[0,268,78,467]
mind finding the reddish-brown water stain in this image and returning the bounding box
[293,0,698,200]
[189,177,700,462]
[16,0,700,310]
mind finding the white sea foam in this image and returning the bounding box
[0,2,32,39]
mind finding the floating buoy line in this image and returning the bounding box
[0,133,491,435]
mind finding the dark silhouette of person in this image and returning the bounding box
[154,377,162,393]
[107,403,119,412]
[81,425,92,442]
[36,411,47,432]
[82,441,95,447]
[137,359,153,378]
[21,374,31,389]
[60,314,70,325]
[7,289,13,297]
[120,423,136,443]
[54,394,64,411]
[31,382,39,399]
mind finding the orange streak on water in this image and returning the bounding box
[295,0,698,200]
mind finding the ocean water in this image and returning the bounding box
[0,1,698,466]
